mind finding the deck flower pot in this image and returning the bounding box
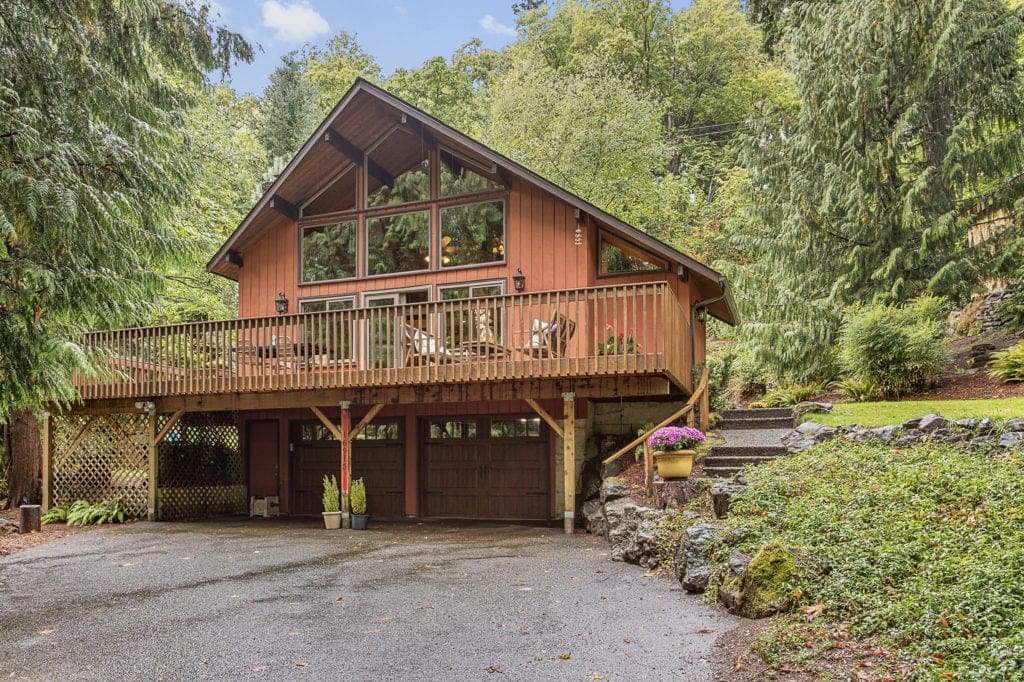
[647,426,705,480]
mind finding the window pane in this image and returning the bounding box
[428,419,478,439]
[366,210,430,275]
[439,149,503,197]
[302,221,357,283]
[303,167,357,216]
[299,423,337,441]
[367,128,430,208]
[299,298,355,360]
[440,201,505,267]
[600,238,666,274]
[490,418,542,438]
[439,283,504,345]
[355,421,400,440]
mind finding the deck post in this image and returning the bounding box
[340,400,351,529]
[41,412,53,512]
[146,405,158,521]
[562,392,576,535]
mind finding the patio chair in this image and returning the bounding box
[402,325,458,366]
[518,312,576,358]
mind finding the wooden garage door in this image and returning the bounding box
[421,416,549,520]
[291,420,405,517]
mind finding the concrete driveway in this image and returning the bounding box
[0,521,737,680]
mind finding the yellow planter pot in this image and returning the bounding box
[653,450,696,479]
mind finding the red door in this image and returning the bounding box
[247,420,279,497]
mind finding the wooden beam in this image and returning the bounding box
[41,413,53,512]
[366,158,395,189]
[269,195,298,220]
[562,392,576,535]
[323,129,364,164]
[153,409,185,446]
[350,403,385,441]
[340,401,352,528]
[310,406,343,441]
[524,398,563,439]
[146,408,158,521]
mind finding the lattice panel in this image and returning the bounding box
[158,411,244,520]
[52,414,150,518]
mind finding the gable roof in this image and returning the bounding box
[207,78,738,324]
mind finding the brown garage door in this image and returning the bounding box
[291,420,405,517]
[421,416,549,520]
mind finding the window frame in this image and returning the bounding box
[437,198,508,271]
[299,219,360,285]
[596,231,669,278]
[364,125,433,210]
[437,145,506,200]
[363,208,432,279]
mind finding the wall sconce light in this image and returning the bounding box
[512,268,526,292]
[696,307,708,323]
[275,292,289,314]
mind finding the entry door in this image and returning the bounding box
[290,419,405,517]
[364,289,429,368]
[420,416,549,520]
[247,420,279,497]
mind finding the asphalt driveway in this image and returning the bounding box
[0,521,737,680]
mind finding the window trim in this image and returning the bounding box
[297,294,358,312]
[299,219,360,285]
[596,230,669,278]
[437,198,508,270]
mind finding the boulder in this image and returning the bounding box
[601,458,624,480]
[1004,418,1024,433]
[998,431,1024,449]
[674,523,720,593]
[792,401,833,420]
[894,429,924,447]
[600,477,632,504]
[716,551,751,611]
[970,436,995,450]
[902,417,923,430]
[865,425,900,444]
[579,498,607,536]
[918,414,950,433]
[621,509,663,569]
[977,417,997,435]
[710,476,748,519]
[605,498,657,563]
[954,418,981,430]
[655,479,696,510]
[578,466,602,503]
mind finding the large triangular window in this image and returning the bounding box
[439,148,504,198]
[302,166,357,217]
[366,127,430,208]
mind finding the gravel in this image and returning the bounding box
[0,519,737,680]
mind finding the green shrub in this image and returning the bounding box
[719,440,1024,678]
[995,288,1024,331]
[838,297,949,398]
[988,342,1024,383]
[350,477,367,515]
[65,499,125,525]
[41,505,68,525]
[832,376,882,402]
[762,383,819,407]
[322,474,340,513]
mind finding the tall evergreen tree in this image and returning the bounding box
[0,0,249,504]
[258,51,320,160]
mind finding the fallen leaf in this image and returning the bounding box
[559,653,571,660]
[483,665,503,674]
[252,666,267,672]
[803,602,825,621]
[295,662,308,668]
[287,631,300,637]
[36,629,53,636]
[623,638,632,644]
[117,562,134,568]
[336,596,345,602]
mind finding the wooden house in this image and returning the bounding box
[45,79,737,531]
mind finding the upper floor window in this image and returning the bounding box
[366,128,430,208]
[301,221,357,283]
[599,235,667,275]
[302,166,357,217]
[439,148,503,198]
[439,200,505,268]
[366,210,430,275]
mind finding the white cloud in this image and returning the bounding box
[261,1,329,43]
[479,14,515,37]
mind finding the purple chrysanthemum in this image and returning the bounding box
[647,426,705,451]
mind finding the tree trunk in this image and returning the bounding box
[3,410,41,509]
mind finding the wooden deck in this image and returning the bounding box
[75,282,693,404]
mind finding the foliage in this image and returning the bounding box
[832,376,882,403]
[0,0,250,419]
[995,288,1024,332]
[350,477,367,515]
[809,398,1024,427]
[720,440,1024,678]
[838,298,949,398]
[647,426,705,451]
[988,341,1024,383]
[761,383,819,408]
[41,505,68,525]
[303,32,382,118]
[322,475,340,513]
[258,51,319,160]
[598,327,637,355]
[705,347,735,411]
[62,500,127,526]
[634,422,655,462]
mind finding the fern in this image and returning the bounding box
[988,342,1024,383]
[41,505,68,525]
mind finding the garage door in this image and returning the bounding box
[421,416,549,520]
[291,420,405,517]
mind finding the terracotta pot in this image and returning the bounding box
[653,449,696,479]
[322,511,342,529]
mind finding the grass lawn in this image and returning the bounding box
[808,396,1024,426]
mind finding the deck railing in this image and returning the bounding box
[75,282,692,400]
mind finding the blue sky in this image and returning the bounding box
[212,1,525,95]
[211,1,690,96]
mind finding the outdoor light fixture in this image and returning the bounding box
[512,268,526,292]
[275,292,289,314]
[696,307,708,323]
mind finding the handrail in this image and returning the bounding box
[601,364,709,467]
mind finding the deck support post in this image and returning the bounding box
[340,400,351,529]
[41,412,53,512]
[146,405,158,521]
[562,392,576,535]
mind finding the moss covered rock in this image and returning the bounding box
[736,543,797,619]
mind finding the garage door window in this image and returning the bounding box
[428,419,478,439]
[490,418,542,439]
[356,422,400,440]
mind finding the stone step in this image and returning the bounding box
[701,455,780,468]
[720,408,793,420]
[716,416,794,430]
[701,466,743,478]
[708,445,787,457]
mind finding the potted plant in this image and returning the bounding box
[647,426,706,479]
[322,474,341,529]
[350,477,369,530]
